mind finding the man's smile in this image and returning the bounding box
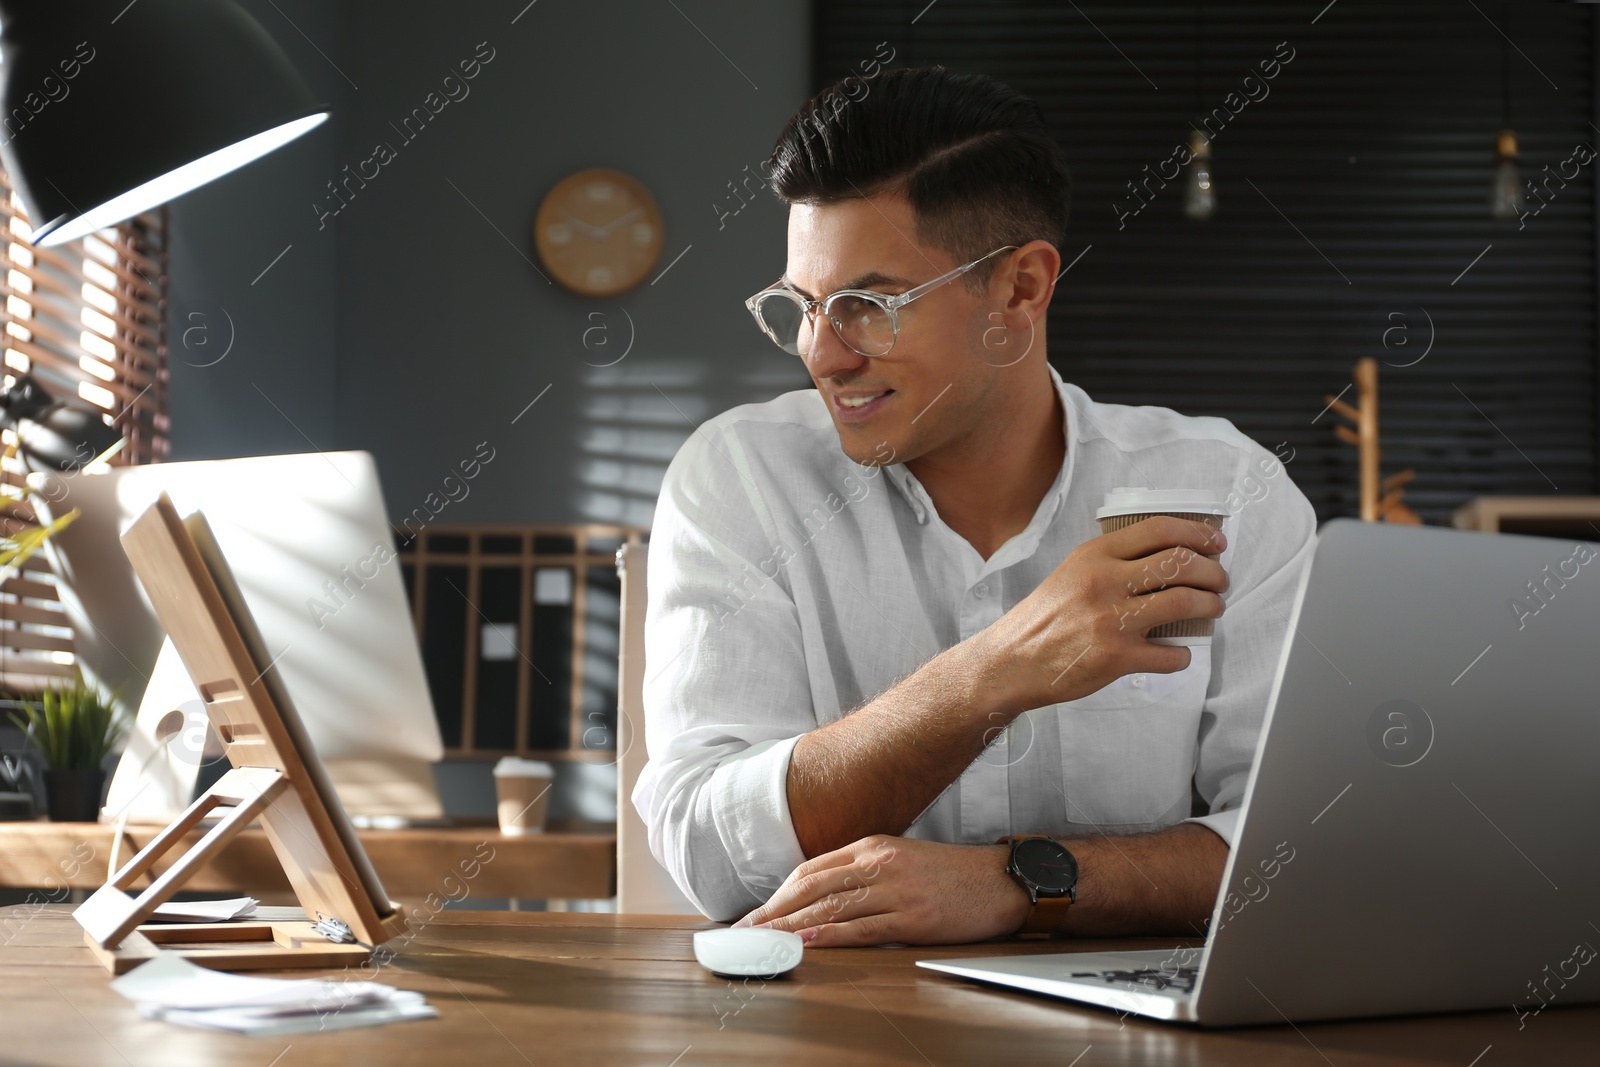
[827,387,896,421]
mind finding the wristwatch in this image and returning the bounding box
[998,834,1079,935]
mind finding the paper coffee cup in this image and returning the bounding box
[493,757,554,835]
[1095,487,1230,646]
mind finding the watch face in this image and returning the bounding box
[1014,837,1079,894]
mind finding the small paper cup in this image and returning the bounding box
[493,757,554,835]
[1095,487,1230,646]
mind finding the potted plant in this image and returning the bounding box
[8,676,128,821]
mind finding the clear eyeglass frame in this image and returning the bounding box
[744,244,1019,358]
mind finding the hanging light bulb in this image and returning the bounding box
[1488,11,1524,223]
[1489,128,1526,221]
[1183,130,1216,221]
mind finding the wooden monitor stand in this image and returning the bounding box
[75,767,373,974]
[74,494,408,974]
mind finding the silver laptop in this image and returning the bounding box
[919,518,1600,1026]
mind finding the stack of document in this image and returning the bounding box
[147,898,311,924]
[110,955,436,1036]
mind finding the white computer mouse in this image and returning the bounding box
[692,928,804,978]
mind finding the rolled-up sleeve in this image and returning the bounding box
[631,424,811,920]
[1183,443,1318,848]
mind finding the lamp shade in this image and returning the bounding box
[0,0,329,247]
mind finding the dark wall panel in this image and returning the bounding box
[814,0,1598,524]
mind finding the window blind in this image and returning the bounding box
[813,0,1598,524]
[0,170,167,691]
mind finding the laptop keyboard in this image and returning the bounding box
[1069,965,1199,994]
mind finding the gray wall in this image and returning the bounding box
[170,0,813,527]
[164,0,814,821]
[166,0,341,459]
[329,0,813,530]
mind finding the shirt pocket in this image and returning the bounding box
[1055,646,1211,830]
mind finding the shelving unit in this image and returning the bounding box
[394,524,646,762]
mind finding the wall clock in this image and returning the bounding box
[532,168,664,297]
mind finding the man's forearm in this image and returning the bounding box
[787,632,1014,857]
[1053,822,1228,937]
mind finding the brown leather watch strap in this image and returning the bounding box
[1017,893,1074,934]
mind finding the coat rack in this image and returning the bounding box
[1323,357,1422,525]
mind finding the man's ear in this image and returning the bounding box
[969,242,1055,366]
[1006,240,1062,322]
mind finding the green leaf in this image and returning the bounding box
[8,674,128,770]
[0,509,80,580]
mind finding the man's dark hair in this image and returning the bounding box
[767,65,1072,295]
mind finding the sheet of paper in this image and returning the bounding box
[143,994,436,1037]
[148,897,258,923]
[111,955,435,1036]
[112,954,387,1011]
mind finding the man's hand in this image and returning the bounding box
[736,823,1230,946]
[973,515,1230,712]
[732,835,1031,947]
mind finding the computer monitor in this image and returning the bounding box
[31,451,444,823]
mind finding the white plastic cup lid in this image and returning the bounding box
[1095,486,1230,520]
[493,757,554,778]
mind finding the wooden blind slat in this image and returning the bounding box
[1,602,71,628]
[0,575,61,602]
[0,629,74,655]
[0,658,78,682]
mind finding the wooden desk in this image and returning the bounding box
[2,907,1594,1065]
[0,821,615,902]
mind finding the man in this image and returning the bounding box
[634,66,1315,947]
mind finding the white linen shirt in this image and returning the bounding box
[634,363,1318,921]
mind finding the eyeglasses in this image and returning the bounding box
[744,244,1018,358]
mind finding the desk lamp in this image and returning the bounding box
[0,0,329,247]
[0,373,120,472]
